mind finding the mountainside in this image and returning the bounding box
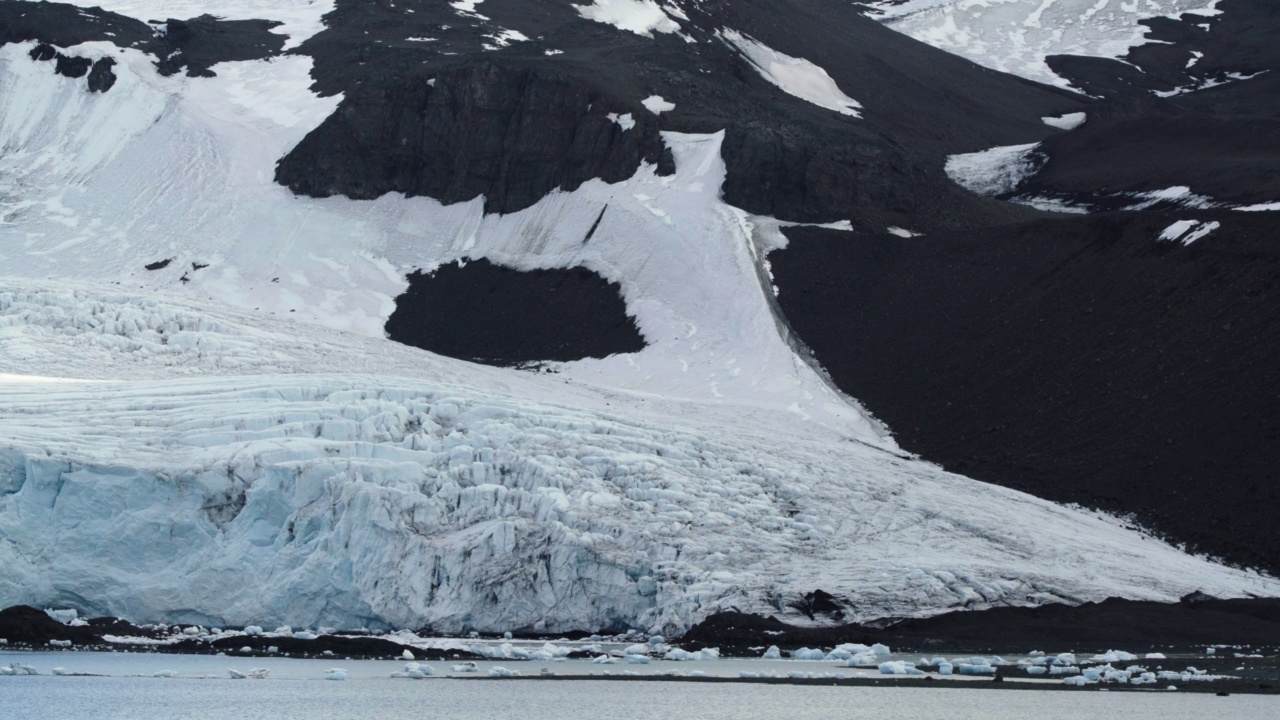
[0,0,1276,632]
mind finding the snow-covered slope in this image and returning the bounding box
[866,0,1222,87]
[2,281,1276,633]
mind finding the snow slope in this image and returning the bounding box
[867,0,1222,88]
[1,280,1276,633]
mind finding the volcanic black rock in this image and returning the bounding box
[385,259,646,365]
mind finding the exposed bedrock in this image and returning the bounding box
[384,259,646,365]
[276,62,670,215]
[770,210,1280,575]
[0,4,285,78]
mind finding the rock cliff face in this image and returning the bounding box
[277,63,670,214]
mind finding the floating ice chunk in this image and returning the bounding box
[325,668,347,681]
[229,668,269,679]
[238,646,252,653]
[267,646,279,654]
[1206,647,1216,655]
[641,95,675,114]
[1042,112,1087,130]
[968,657,991,666]
[152,670,178,678]
[244,626,262,636]
[762,645,781,659]
[929,657,947,666]
[1026,666,1047,675]
[721,30,862,118]
[878,661,925,675]
[845,653,879,668]
[401,649,416,661]
[792,647,825,660]
[945,143,1042,197]
[1052,653,1077,666]
[1063,675,1089,686]
[395,662,434,679]
[649,635,666,646]
[626,655,651,665]
[574,0,680,37]
[1051,666,1081,676]
[1146,653,1167,660]
[664,648,719,661]
[624,643,650,655]
[451,662,480,672]
[488,666,519,677]
[870,643,891,656]
[1090,650,1138,663]
[293,631,317,640]
[48,639,71,647]
[591,655,618,664]
[957,663,996,676]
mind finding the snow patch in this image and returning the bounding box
[641,95,676,114]
[944,143,1042,196]
[574,0,681,37]
[721,31,862,118]
[1042,112,1087,130]
[1159,219,1219,245]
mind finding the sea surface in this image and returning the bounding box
[2,651,1275,719]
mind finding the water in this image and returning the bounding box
[2,652,1276,719]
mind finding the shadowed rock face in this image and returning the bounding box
[0,5,285,80]
[385,259,645,365]
[276,63,670,214]
[770,210,1280,575]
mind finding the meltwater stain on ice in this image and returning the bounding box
[385,258,646,366]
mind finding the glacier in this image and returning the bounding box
[1,280,1277,634]
[1,5,1278,636]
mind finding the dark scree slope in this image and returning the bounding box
[771,209,1280,575]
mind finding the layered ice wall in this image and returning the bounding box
[2,283,1278,633]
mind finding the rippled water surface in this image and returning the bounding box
[2,652,1275,719]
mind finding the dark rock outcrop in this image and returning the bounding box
[385,259,646,365]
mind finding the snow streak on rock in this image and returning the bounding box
[721,30,862,118]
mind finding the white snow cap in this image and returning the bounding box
[722,30,862,118]
[575,0,681,37]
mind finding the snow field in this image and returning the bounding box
[867,0,1223,89]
